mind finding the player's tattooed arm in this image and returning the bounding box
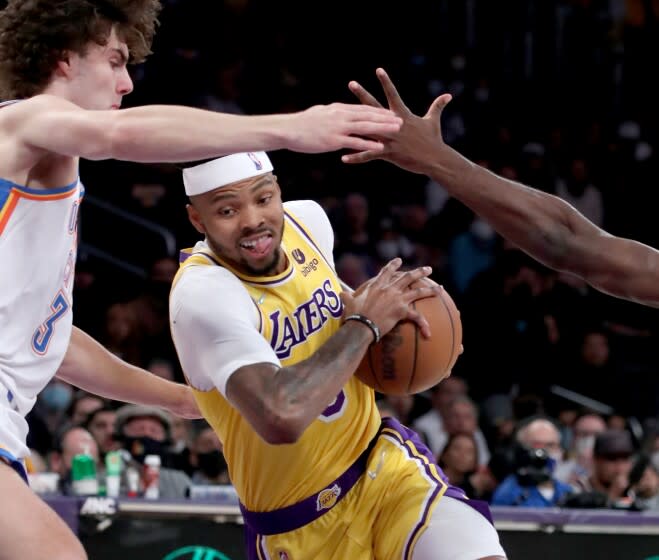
[226,322,372,445]
[226,259,440,444]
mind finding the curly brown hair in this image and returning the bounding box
[0,0,161,99]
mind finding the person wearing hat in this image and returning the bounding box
[572,429,635,505]
[115,404,191,499]
[169,152,506,559]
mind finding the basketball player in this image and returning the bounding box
[169,151,506,559]
[345,68,659,308]
[0,1,402,556]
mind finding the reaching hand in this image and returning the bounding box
[287,102,402,154]
[342,67,452,174]
[340,258,441,339]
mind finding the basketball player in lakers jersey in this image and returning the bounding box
[170,151,507,559]
[0,1,403,558]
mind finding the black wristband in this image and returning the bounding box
[344,314,381,344]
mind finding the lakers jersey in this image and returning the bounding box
[170,200,380,511]
[0,114,83,429]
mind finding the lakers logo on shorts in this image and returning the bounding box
[316,484,341,512]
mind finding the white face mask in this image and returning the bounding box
[575,435,596,455]
[652,451,659,472]
[376,240,400,261]
[469,219,495,241]
[549,451,564,465]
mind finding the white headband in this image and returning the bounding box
[183,151,273,196]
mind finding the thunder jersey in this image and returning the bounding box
[0,101,83,418]
[170,200,380,511]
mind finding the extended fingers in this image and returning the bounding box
[375,68,410,114]
[401,283,442,306]
[341,137,386,153]
[341,103,401,124]
[348,80,383,108]
[341,150,380,165]
[392,265,433,289]
[376,257,403,283]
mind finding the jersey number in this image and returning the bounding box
[32,291,70,355]
[319,389,347,422]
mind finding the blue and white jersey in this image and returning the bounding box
[0,99,84,462]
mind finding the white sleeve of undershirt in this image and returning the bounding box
[169,265,280,396]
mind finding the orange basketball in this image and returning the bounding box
[355,284,462,395]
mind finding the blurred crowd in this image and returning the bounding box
[20,0,659,509]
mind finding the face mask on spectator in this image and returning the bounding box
[197,449,227,479]
[470,218,496,242]
[41,383,72,412]
[376,240,400,261]
[652,451,659,472]
[575,435,596,456]
[122,436,166,464]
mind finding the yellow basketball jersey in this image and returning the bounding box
[173,207,380,511]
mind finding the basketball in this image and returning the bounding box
[355,283,462,395]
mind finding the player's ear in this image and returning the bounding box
[55,51,75,79]
[186,203,206,235]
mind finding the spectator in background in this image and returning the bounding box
[570,429,635,507]
[333,192,374,258]
[413,376,469,454]
[421,394,492,468]
[630,455,659,510]
[564,326,618,407]
[147,357,177,382]
[168,415,195,476]
[491,417,572,507]
[33,379,75,437]
[115,404,191,499]
[447,216,499,294]
[334,252,374,290]
[67,391,105,427]
[555,412,607,486]
[49,426,100,496]
[437,433,496,501]
[101,301,145,367]
[189,421,230,485]
[84,405,119,460]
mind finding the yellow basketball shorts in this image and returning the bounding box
[241,417,493,560]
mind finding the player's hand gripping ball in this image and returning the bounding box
[355,281,463,395]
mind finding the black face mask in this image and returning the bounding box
[197,449,226,479]
[123,436,166,464]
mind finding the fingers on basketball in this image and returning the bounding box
[355,280,462,396]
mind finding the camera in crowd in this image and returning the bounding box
[513,445,555,486]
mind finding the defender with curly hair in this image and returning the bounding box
[0,2,402,558]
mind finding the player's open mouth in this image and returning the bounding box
[239,233,273,257]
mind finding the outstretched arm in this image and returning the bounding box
[56,326,201,418]
[344,68,659,308]
[5,94,401,163]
